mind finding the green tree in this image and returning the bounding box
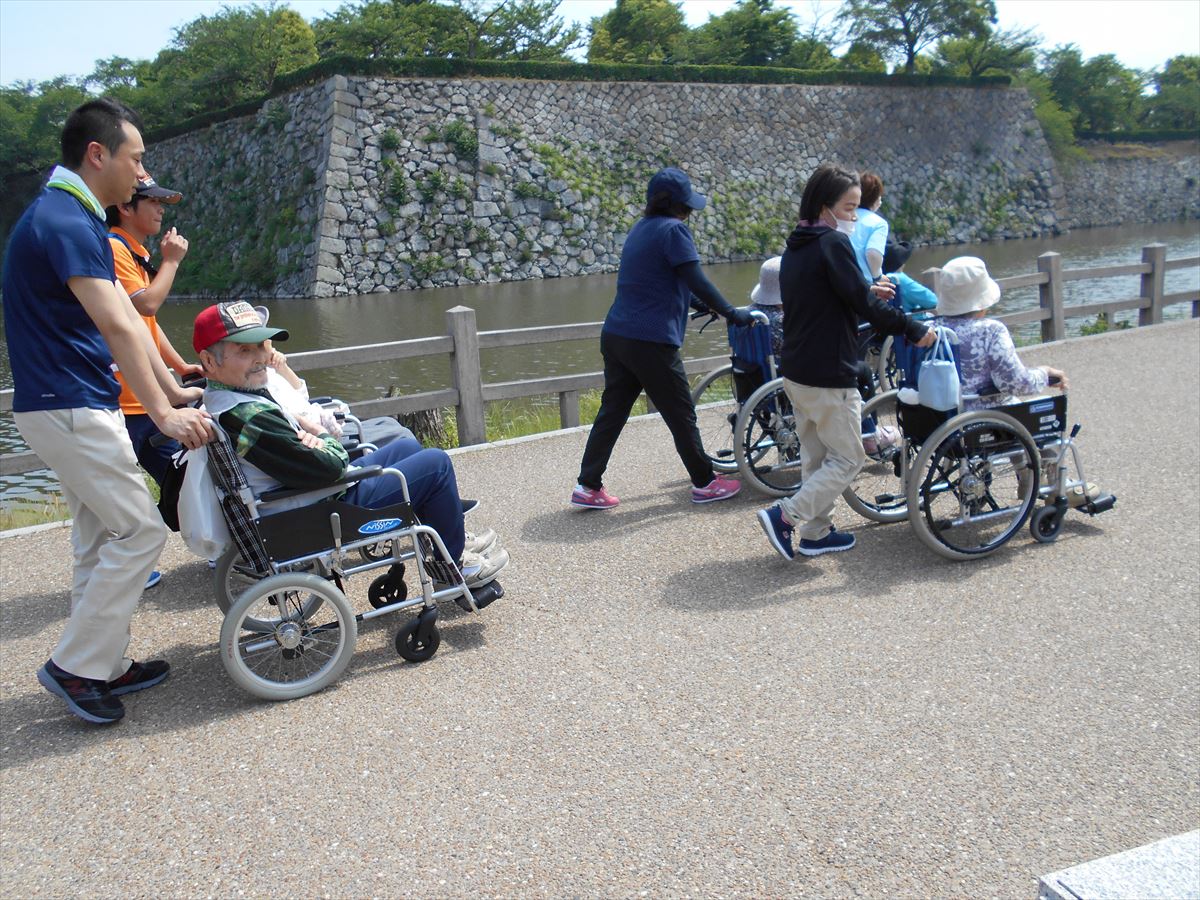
[781,6,840,69]
[586,0,690,64]
[0,78,90,172]
[932,25,1038,78]
[838,0,996,74]
[1018,71,1083,165]
[1042,45,1145,132]
[1144,54,1200,130]
[687,0,799,67]
[473,0,582,60]
[837,40,887,73]
[152,4,319,119]
[314,0,472,59]
[783,37,836,69]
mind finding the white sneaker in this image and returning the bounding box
[464,528,497,555]
[458,547,510,587]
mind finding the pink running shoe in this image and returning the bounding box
[692,474,741,504]
[571,484,620,509]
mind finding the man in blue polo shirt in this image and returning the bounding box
[2,98,214,725]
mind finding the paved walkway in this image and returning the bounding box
[2,320,1197,898]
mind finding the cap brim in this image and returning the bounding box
[135,188,182,204]
[224,325,288,344]
[685,191,707,210]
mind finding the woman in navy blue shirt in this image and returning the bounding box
[571,168,752,509]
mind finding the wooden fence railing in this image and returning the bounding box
[2,243,1197,477]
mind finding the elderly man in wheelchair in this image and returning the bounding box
[844,257,1116,560]
[189,301,509,699]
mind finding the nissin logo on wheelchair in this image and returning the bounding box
[359,518,403,535]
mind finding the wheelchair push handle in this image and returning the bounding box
[149,377,211,448]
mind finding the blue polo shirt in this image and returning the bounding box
[2,187,119,412]
[850,207,889,282]
[602,215,700,347]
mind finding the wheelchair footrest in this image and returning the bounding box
[1083,493,1117,516]
[456,580,504,612]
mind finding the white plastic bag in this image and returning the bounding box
[178,445,231,559]
[917,327,961,412]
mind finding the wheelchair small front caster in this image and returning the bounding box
[1030,504,1064,543]
[396,607,440,661]
[368,564,407,609]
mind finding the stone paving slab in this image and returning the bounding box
[1039,830,1200,900]
[1,320,1197,898]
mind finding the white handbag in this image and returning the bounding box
[178,445,231,559]
[917,327,961,412]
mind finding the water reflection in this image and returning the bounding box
[2,220,1197,502]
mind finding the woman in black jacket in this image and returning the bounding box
[757,165,935,561]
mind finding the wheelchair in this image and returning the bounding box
[201,424,504,701]
[843,328,1116,560]
[692,310,807,497]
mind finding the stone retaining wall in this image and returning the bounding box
[1061,141,1200,229]
[140,74,1196,299]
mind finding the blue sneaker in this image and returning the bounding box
[758,505,795,560]
[145,570,162,590]
[798,528,855,557]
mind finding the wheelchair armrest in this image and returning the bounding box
[258,465,385,504]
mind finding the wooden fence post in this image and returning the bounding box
[1038,252,1065,343]
[559,390,581,429]
[1139,243,1166,327]
[446,305,486,446]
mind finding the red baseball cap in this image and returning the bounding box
[193,301,288,354]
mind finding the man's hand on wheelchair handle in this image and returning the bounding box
[159,407,214,450]
[727,307,755,328]
[869,277,895,301]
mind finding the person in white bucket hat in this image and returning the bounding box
[934,256,1069,409]
[749,256,784,356]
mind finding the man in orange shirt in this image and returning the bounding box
[104,174,200,487]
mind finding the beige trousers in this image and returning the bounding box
[776,381,866,542]
[14,408,166,681]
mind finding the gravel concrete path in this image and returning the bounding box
[2,320,1197,898]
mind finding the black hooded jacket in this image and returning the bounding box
[778,223,929,388]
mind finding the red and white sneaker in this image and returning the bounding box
[570,484,620,509]
[692,474,741,504]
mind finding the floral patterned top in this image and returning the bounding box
[750,303,785,358]
[937,314,1049,410]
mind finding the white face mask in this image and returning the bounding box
[823,208,856,235]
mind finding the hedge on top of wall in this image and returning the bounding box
[1076,129,1200,143]
[145,55,1012,144]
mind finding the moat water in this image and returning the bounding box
[2,220,1197,505]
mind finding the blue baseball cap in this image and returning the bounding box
[646,167,706,210]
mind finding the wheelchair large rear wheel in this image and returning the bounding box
[906,410,1040,560]
[844,390,912,523]
[733,378,805,497]
[220,573,357,700]
[213,547,324,632]
[876,336,900,392]
[691,363,740,474]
